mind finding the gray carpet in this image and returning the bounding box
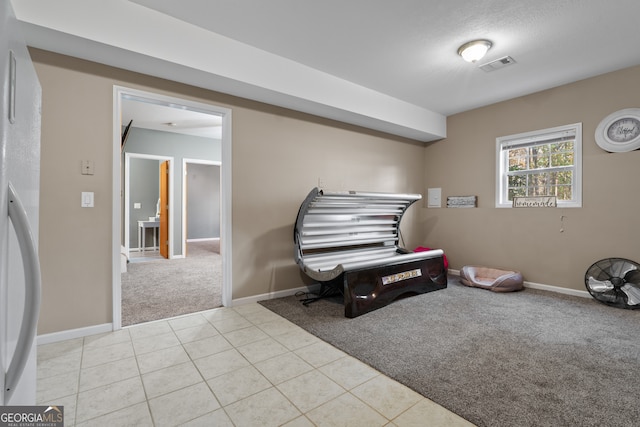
[121,241,222,326]
[259,276,640,427]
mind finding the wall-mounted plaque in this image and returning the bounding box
[512,196,557,208]
[447,196,477,208]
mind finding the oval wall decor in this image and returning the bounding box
[595,108,640,152]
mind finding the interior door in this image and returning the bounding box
[159,160,169,258]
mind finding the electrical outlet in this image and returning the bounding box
[81,160,95,175]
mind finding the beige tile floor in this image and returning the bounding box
[37,303,474,427]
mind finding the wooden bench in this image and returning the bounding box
[294,187,447,317]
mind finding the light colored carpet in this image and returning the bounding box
[121,241,222,326]
[259,276,640,427]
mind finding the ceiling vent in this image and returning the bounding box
[479,56,516,72]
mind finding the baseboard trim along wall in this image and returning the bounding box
[37,276,590,344]
[232,283,322,307]
[36,284,321,344]
[186,237,220,242]
[37,323,113,346]
[523,281,590,298]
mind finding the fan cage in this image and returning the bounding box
[584,258,640,309]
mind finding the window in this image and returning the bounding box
[496,123,582,208]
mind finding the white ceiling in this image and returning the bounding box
[121,98,222,139]
[132,0,640,115]
[12,0,640,141]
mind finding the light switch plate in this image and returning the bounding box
[427,188,442,208]
[81,192,94,208]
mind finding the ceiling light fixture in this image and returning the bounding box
[457,39,492,63]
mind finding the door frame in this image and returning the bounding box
[182,159,221,257]
[112,86,233,330]
[123,153,174,259]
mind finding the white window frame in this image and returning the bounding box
[496,123,582,208]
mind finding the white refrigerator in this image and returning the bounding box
[1,0,42,406]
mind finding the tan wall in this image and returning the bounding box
[30,49,427,334]
[423,65,640,291]
[33,46,640,334]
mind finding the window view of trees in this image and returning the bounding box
[497,123,581,208]
[506,140,575,201]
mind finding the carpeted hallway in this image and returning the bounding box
[121,240,223,326]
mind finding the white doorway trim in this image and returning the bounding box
[124,153,174,259]
[182,158,221,257]
[112,86,233,330]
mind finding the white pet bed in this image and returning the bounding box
[460,265,523,292]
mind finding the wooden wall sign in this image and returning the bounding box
[513,196,557,208]
[447,196,477,208]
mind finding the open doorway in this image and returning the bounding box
[123,153,174,263]
[112,87,232,329]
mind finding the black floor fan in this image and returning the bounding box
[585,258,640,309]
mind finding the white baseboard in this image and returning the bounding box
[232,283,321,307]
[186,237,220,242]
[522,281,590,298]
[37,284,320,344]
[233,273,591,307]
[37,323,113,346]
[448,269,590,299]
[37,274,589,346]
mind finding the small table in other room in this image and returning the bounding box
[138,220,160,252]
